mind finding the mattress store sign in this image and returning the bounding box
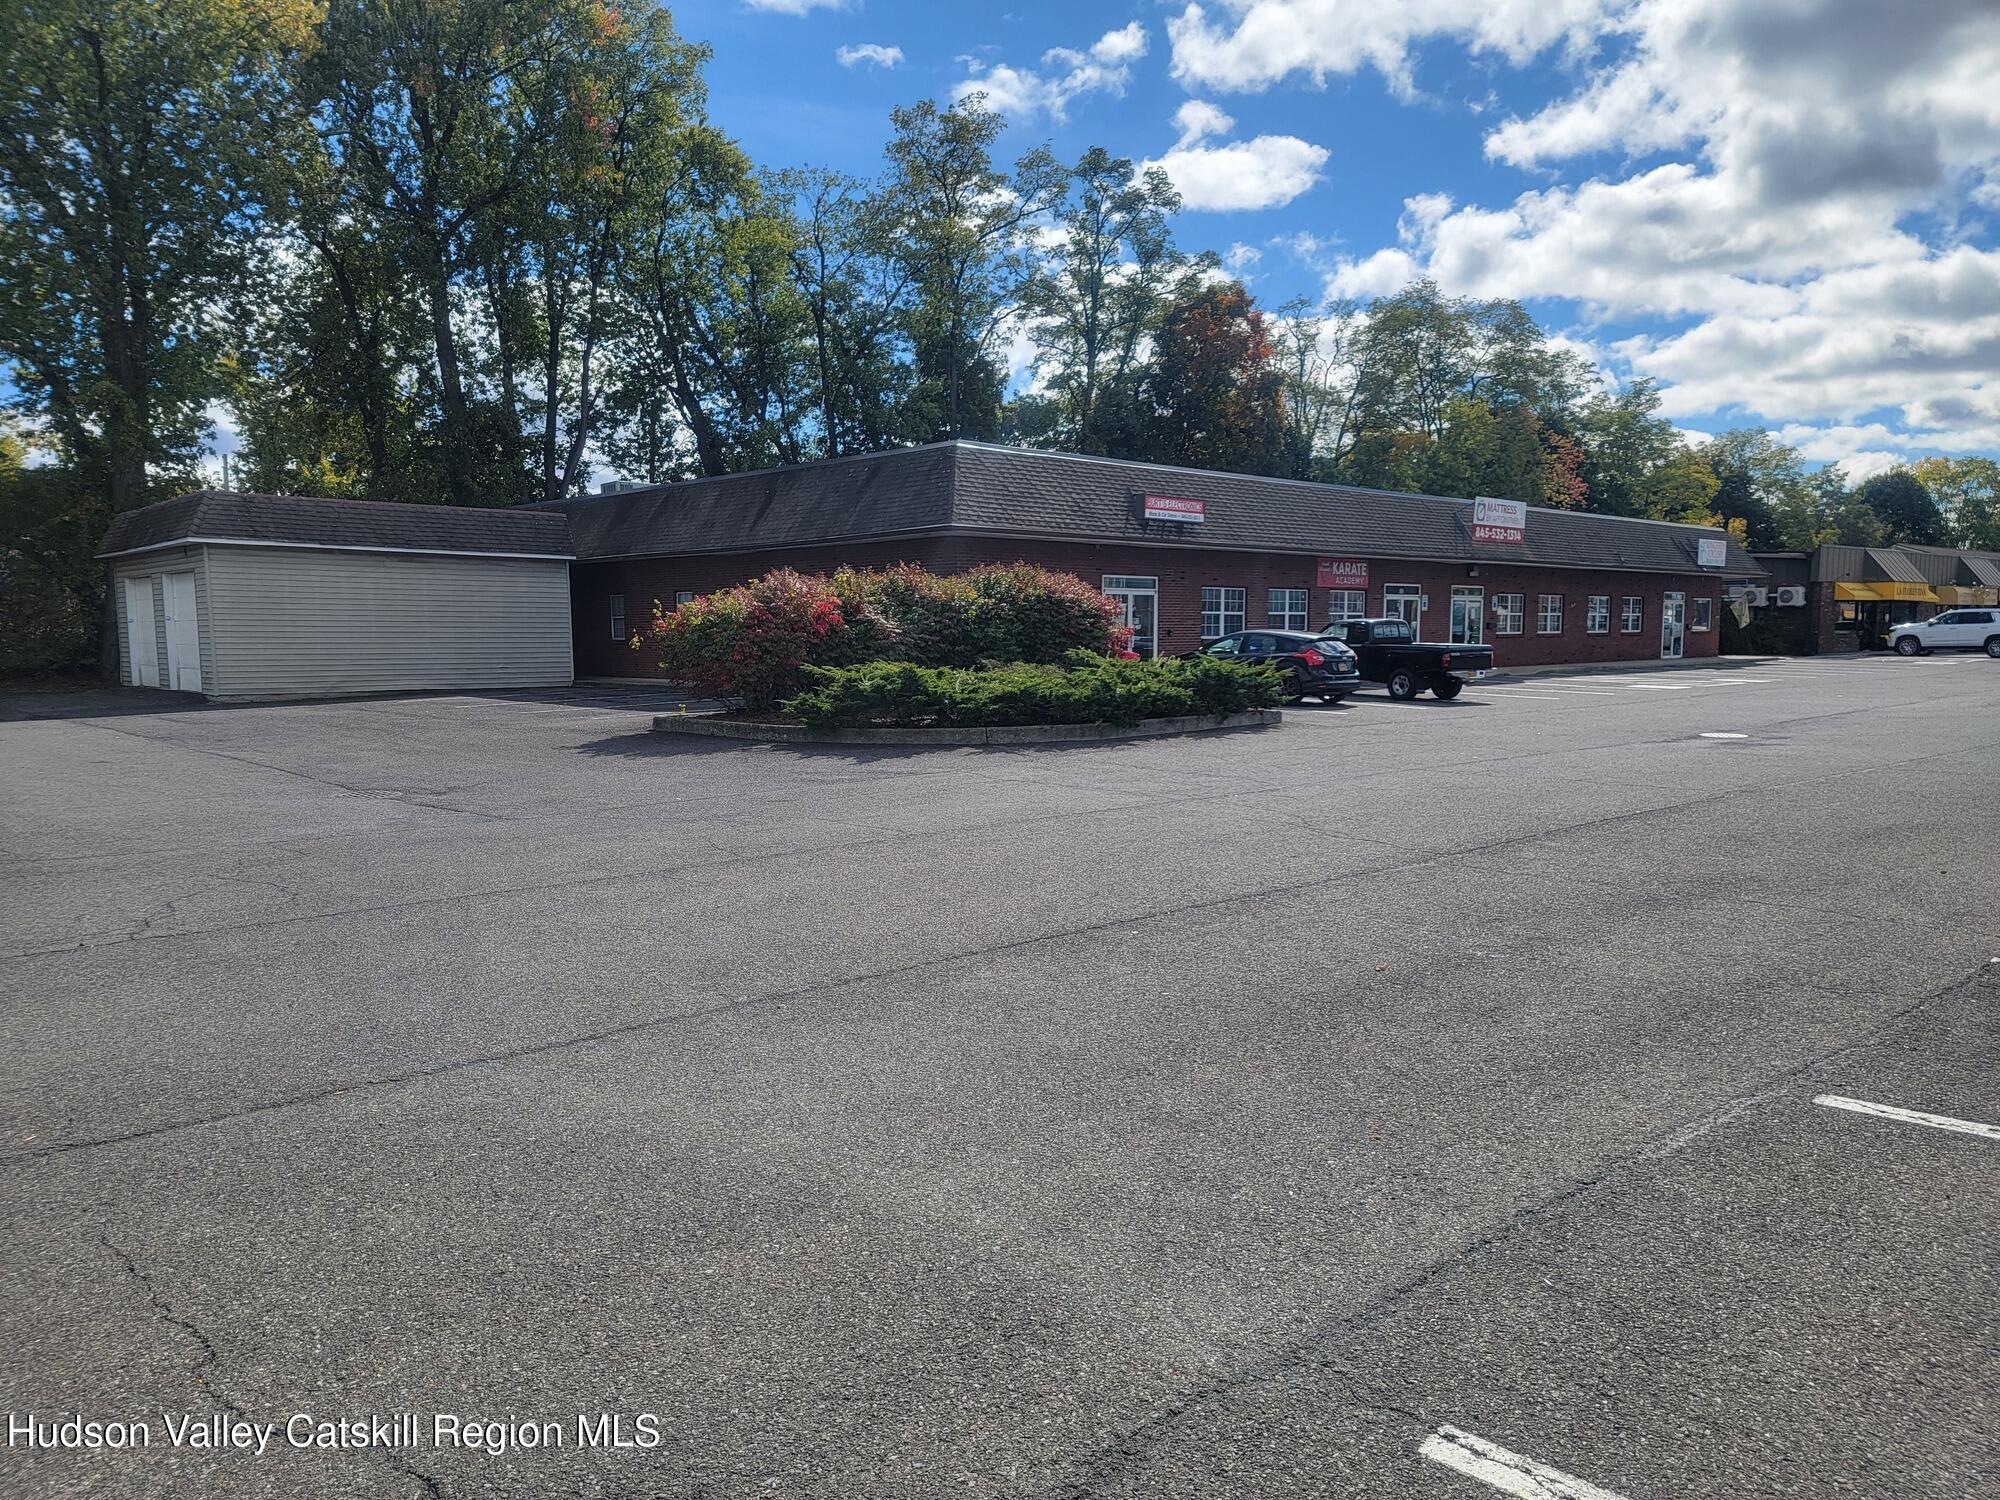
[1316,558,1369,590]
[1142,494,1206,524]
[1470,496,1527,544]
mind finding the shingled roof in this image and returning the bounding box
[544,441,1764,578]
[99,491,573,559]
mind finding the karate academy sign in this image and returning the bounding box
[1470,496,1527,544]
[1316,558,1369,590]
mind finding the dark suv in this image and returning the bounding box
[1186,629,1364,703]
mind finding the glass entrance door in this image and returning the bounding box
[1661,592,1685,659]
[1101,575,1159,658]
[1449,586,1484,645]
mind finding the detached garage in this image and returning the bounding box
[99,491,575,701]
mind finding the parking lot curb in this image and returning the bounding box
[649,708,1282,746]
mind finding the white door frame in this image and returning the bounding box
[1661,591,1686,660]
[162,571,203,692]
[1101,575,1160,659]
[1449,585,1484,645]
[123,577,162,687]
[1383,583,1422,631]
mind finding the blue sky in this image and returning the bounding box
[688,0,2000,477]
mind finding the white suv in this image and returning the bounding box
[1888,609,2000,657]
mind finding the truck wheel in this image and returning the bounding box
[1986,636,2000,659]
[1387,668,1423,700]
[1430,677,1464,700]
[1894,635,1922,655]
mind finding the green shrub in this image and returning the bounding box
[782,656,1281,729]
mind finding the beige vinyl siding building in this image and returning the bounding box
[100,492,575,702]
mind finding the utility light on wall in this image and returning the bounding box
[1466,564,1479,577]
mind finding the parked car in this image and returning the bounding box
[1186,629,1364,703]
[1887,609,2000,657]
[1315,616,1496,699]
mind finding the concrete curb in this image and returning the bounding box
[650,708,1282,746]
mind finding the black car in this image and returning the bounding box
[1186,629,1364,703]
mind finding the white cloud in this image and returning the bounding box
[835,43,903,71]
[1224,242,1262,273]
[744,0,847,14]
[954,23,1149,124]
[1167,0,1612,97]
[1271,0,2000,459]
[1141,103,1328,212]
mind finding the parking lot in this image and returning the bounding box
[2,656,1995,1499]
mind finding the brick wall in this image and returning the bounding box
[572,537,1728,678]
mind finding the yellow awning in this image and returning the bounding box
[1835,580,1938,602]
[1937,585,2000,606]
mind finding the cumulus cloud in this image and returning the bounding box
[1167,0,1612,97]
[954,23,1149,124]
[835,43,903,70]
[1141,101,1329,212]
[1285,0,2000,457]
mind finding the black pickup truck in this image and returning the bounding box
[1316,617,1495,700]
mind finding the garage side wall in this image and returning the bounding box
[200,545,573,699]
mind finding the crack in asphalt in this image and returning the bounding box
[97,1233,250,1420]
[9,745,1990,1169]
[1024,961,1995,1499]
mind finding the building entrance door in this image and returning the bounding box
[1449,586,1484,645]
[1661,591,1686,659]
[1101,575,1159,658]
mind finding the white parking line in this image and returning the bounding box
[1419,1426,1630,1500]
[1813,1094,2000,1141]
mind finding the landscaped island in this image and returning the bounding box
[641,563,1281,734]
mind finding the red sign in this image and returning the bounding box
[1470,496,1527,543]
[1142,494,1206,524]
[1316,558,1369,590]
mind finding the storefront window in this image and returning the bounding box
[1494,593,1525,634]
[1201,586,1246,639]
[1267,588,1309,630]
[1325,589,1367,621]
[1621,596,1643,633]
[1691,598,1714,631]
[1538,594,1564,634]
[1586,595,1610,633]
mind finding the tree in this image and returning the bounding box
[1271,296,1363,481]
[882,97,1062,441]
[0,0,317,511]
[1138,281,1285,476]
[1700,429,1817,551]
[1640,451,1724,527]
[1909,456,2000,551]
[1018,148,1184,454]
[1854,470,1946,545]
[1573,380,1683,518]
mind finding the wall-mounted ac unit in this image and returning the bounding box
[1774,586,1806,607]
[1739,586,1770,606]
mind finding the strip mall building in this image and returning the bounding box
[103,442,1765,699]
[550,442,1762,679]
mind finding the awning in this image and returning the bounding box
[1937,585,2000,606]
[1960,556,2000,587]
[1835,579,1937,603]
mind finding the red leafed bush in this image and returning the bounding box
[646,569,853,708]
[644,561,1131,704]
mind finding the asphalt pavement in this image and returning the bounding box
[1,655,1994,1499]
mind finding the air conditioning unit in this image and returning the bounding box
[1774,586,1807,607]
[1738,586,1769,606]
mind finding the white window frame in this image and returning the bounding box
[1201,586,1246,640]
[1585,595,1610,634]
[674,590,695,606]
[1324,589,1368,622]
[1267,587,1309,631]
[1691,597,1714,631]
[608,593,627,641]
[1537,594,1564,634]
[1494,593,1524,635]
[1620,596,1643,633]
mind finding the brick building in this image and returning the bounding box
[1746,542,2000,653]
[550,442,1762,678]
